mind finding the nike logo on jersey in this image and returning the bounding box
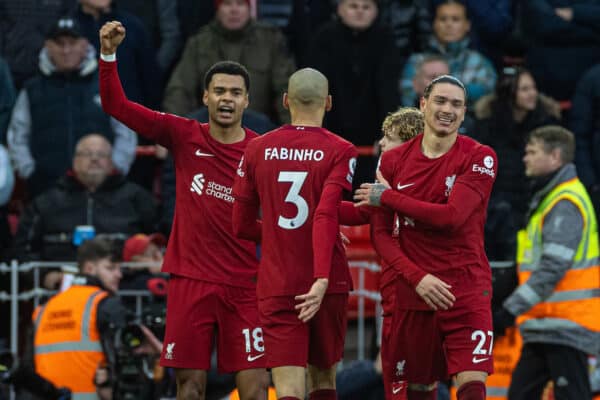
[396,183,414,190]
[392,387,402,394]
[472,356,489,364]
[247,353,265,362]
[195,150,215,157]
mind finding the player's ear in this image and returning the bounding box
[325,95,332,112]
[243,92,249,109]
[283,93,290,110]
[202,90,209,106]
[419,96,426,112]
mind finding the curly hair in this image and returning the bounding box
[381,107,424,142]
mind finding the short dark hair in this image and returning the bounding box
[435,0,469,19]
[528,125,575,164]
[423,74,467,102]
[77,237,114,271]
[204,61,251,92]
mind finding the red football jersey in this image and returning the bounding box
[99,59,259,288]
[376,133,497,309]
[233,125,358,298]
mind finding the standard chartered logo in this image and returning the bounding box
[190,173,234,203]
[190,173,205,195]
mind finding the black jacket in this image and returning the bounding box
[306,19,401,146]
[13,173,159,262]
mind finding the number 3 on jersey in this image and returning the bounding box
[277,171,308,230]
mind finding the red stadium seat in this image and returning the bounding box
[341,225,381,319]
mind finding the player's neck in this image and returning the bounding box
[290,109,324,127]
[291,118,322,127]
[421,130,457,159]
[209,123,246,144]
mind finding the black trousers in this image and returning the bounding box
[508,342,591,400]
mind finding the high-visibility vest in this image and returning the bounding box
[228,386,277,399]
[486,327,522,400]
[516,177,600,334]
[33,285,108,399]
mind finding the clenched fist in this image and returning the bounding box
[99,21,126,55]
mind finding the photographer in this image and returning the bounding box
[24,237,161,399]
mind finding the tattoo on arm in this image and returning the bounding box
[369,183,387,207]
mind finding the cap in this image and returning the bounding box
[122,233,167,262]
[46,17,82,40]
[214,0,250,9]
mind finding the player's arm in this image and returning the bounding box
[339,200,370,226]
[355,149,497,231]
[232,199,262,243]
[98,21,183,149]
[232,153,262,243]
[295,182,343,322]
[370,206,454,310]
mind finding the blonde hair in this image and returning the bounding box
[381,107,424,142]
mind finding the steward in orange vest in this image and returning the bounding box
[493,127,600,400]
[31,238,127,400]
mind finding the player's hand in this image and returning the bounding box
[415,274,455,310]
[354,183,388,207]
[295,278,329,322]
[99,21,126,55]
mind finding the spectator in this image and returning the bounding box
[473,67,560,260]
[75,0,160,108]
[400,0,497,107]
[0,0,75,88]
[24,237,161,400]
[258,0,336,66]
[410,54,449,108]
[163,0,296,123]
[116,0,182,73]
[0,56,16,139]
[431,0,515,68]
[521,0,600,102]
[12,134,158,288]
[306,0,400,186]
[378,0,433,59]
[176,0,216,43]
[493,125,600,400]
[6,17,137,198]
[570,63,600,216]
[120,232,166,291]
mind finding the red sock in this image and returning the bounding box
[457,381,486,400]
[309,389,337,400]
[408,388,437,400]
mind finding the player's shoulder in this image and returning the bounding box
[243,127,260,140]
[457,134,496,158]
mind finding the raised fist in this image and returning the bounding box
[99,21,126,55]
